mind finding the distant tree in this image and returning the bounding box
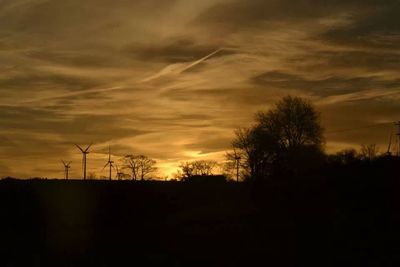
[223,150,244,181]
[178,162,194,179]
[116,172,130,180]
[231,126,279,179]
[257,96,324,149]
[360,144,379,161]
[87,172,97,180]
[177,160,219,180]
[122,155,157,181]
[192,160,218,176]
[328,149,359,165]
[231,96,324,180]
[172,170,184,180]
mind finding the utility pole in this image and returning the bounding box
[234,155,241,182]
[396,121,400,157]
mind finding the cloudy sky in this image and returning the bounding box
[0,0,399,178]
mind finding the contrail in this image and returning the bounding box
[179,48,223,73]
[141,48,224,83]
[19,86,124,105]
[316,89,400,105]
[6,48,232,106]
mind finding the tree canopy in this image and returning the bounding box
[122,155,157,181]
[257,96,324,149]
[230,96,324,180]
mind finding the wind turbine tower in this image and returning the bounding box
[75,143,92,180]
[115,164,124,180]
[396,121,400,157]
[61,160,71,180]
[234,155,241,182]
[387,131,393,156]
[102,146,115,181]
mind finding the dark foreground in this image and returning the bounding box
[1,160,399,266]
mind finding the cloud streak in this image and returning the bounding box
[0,0,399,178]
[141,48,224,82]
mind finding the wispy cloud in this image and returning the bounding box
[141,48,224,82]
[1,0,399,178]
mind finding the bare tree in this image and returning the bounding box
[123,154,157,181]
[87,172,97,180]
[230,96,324,180]
[231,126,278,179]
[360,144,379,161]
[177,160,218,180]
[328,149,359,165]
[257,96,324,149]
[123,155,139,180]
[137,155,157,180]
[193,160,218,176]
[224,150,246,181]
[179,161,194,179]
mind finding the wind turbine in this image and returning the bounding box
[75,143,92,180]
[102,146,114,181]
[115,164,124,180]
[61,160,71,180]
[387,131,393,156]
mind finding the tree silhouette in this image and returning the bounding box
[87,172,97,180]
[178,161,194,179]
[231,96,324,180]
[224,150,245,181]
[328,149,359,165]
[192,160,218,176]
[231,127,278,179]
[257,96,324,149]
[360,144,379,161]
[177,160,219,180]
[122,155,157,181]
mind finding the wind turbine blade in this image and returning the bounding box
[75,144,84,152]
[85,143,93,152]
[102,162,109,171]
[61,160,66,166]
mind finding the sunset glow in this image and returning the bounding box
[1,0,399,178]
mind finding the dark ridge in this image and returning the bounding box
[0,157,399,266]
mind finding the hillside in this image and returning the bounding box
[0,159,399,267]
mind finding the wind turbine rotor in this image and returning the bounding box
[75,144,85,153]
[102,162,110,171]
[85,143,93,152]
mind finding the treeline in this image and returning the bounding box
[6,96,394,181]
[172,96,395,182]
[222,96,396,182]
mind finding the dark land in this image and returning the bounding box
[1,157,399,266]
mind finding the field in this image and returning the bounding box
[0,165,399,266]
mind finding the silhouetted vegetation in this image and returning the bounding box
[122,154,157,181]
[229,96,324,181]
[175,160,219,180]
[1,96,399,266]
[1,155,399,266]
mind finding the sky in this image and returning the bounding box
[0,0,399,178]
